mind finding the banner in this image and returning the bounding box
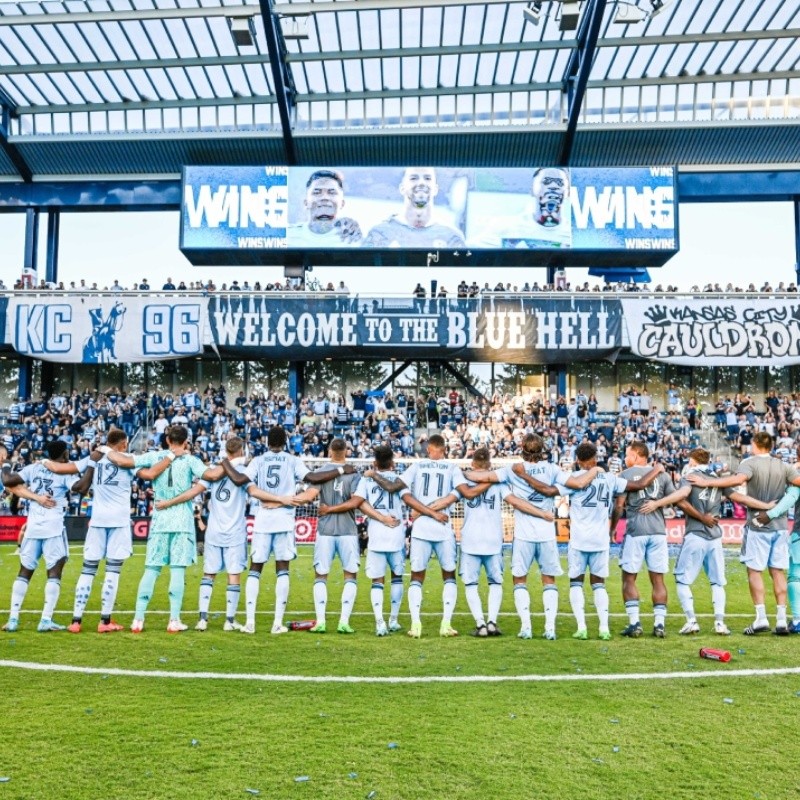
[623,297,800,366]
[209,295,623,364]
[5,295,209,364]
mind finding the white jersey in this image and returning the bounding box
[18,462,77,539]
[461,482,509,556]
[76,454,135,528]
[245,451,309,534]
[201,476,249,548]
[495,462,570,543]
[559,470,628,551]
[354,471,409,552]
[401,459,466,542]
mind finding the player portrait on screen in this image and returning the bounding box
[470,167,572,249]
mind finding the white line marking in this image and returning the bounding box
[1,659,798,684]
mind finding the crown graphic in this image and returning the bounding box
[643,305,669,325]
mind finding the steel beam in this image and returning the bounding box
[0,5,259,26]
[0,89,32,182]
[376,361,413,392]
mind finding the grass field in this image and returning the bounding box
[1,543,799,800]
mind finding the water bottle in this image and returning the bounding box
[288,620,316,631]
[699,647,731,662]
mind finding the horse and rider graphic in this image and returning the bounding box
[82,302,126,363]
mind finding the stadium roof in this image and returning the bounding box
[0,0,798,180]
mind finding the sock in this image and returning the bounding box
[371,582,385,624]
[464,584,485,627]
[788,577,800,623]
[592,583,610,632]
[712,584,726,621]
[168,567,186,620]
[274,570,289,628]
[72,567,97,622]
[569,581,586,630]
[9,576,29,619]
[542,584,558,633]
[245,571,261,625]
[339,579,357,626]
[488,583,503,625]
[408,580,423,625]
[625,599,640,625]
[514,583,531,632]
[313,579,328,625]
[42,578,61,621]
[135,567,161,620]
[101,560,123,622]
[226,584,241,621]
[198,577,214,620]
[389,578,403,623]
[776,603,787,626]
[754,603,767,624]
[653,603,667,627]
[676,582,695,621]
[442,579,457,627]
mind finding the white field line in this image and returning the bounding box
[1,659,799,685]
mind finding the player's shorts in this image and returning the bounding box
[204,542,248,575]
[19,532,68,571]
[314,535,360,575]
[618,534,668,575]
[511,539,563,578]
[460,552,503,585]
[145,532,197,568]
[740,526,789,572]
[410,537,456,572]
[675,534,726,586]
[365,549,405,581]
[567,545,609,579]
[84,525,132,562]
[250,531,296,564]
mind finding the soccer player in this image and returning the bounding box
[221,426,352,635]
[611,441,676,638]
[686,431,800,635]
[2,441,79,632]
[288,169,363,247]
[640,447,773,635]
[366,433,465,638]
[43,429,174,633]
[558,442,663,640]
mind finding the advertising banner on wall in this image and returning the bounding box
[622,297,800,366]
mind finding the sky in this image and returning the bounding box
[0,200,796,293]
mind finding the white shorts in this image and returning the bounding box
[366,549,405,581]
[619,534,668,575]
[460,552,503,585]
[314,535,360,575]
[20,532,69,571]
[568,545,609,579]
[84,526,132,562]
[250,531,296,564]
[410,537,457,573]
[675,535,726,586]
[740,527,789,572]
[204,542,248,575]
[511,539,563,578]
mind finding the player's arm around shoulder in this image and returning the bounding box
[155,482,207,511]
[506,492,555,522]
[639,483,691,514]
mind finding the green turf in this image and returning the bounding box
[1,544,798,799]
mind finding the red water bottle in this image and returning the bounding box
[699,647,731,662]
[288,620,316,631]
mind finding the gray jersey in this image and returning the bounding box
[680,470,734,540]
[620,466,675,536]
[737,455,798,531]
[315,469,361,537]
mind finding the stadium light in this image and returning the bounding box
[649,0,673,17]
[523,1,544,25]
[228,16,256,48]
[558,1,582,32]
[613,1,647,24]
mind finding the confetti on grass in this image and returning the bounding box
[387,743,398,750]
[244,790,260,796]
[294,776,310,783]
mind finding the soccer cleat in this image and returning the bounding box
[407,622,422,639]
[679,620,700,635]
[439,623,459,638]
[599,629,612,641]
[773,624,790,636]
[517,628,533,640]
[376,622,389,637]
[621,622,643,638]
[37,619,65,633]
[471,624,489,638]
[486,621,502,637]
[271,623,289,635]
[223,620,243,632]
[3,618,19,633]
[194,619,208,632]
[130,619,144,634]
[743,622,771,636]
[167,619,188,634]
[67,621,82,634]
[241,621,256,635]
[543,629,557,641]
[714,620,731,636]
[653,624,666,639]
[337,623,356,635]
[309,622,327,634]
[572,628,588,640]
[788,621,800,634]
[387,620,403,633]
[97,621,124,634]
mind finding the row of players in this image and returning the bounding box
[3,426,799,639]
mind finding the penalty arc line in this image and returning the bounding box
[2,659,800,684]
